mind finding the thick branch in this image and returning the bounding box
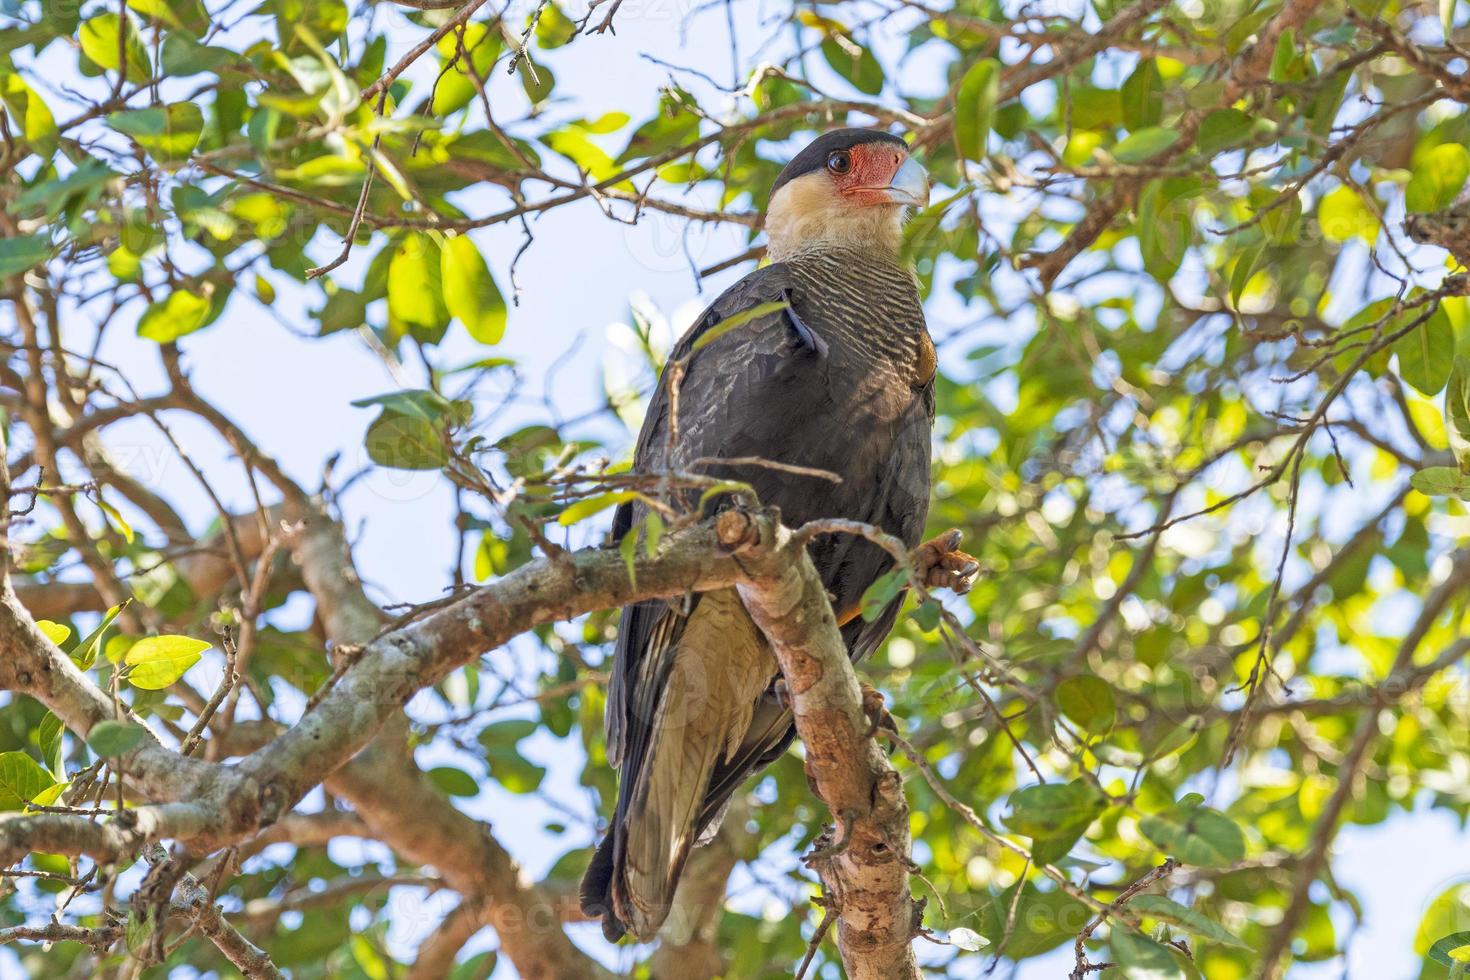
[0,509,898,976]
[724,512,922,980]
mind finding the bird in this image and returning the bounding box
[579,128,979,943]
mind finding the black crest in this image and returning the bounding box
[770,128,908,196]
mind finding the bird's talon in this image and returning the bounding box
[913,528,981,595]
[859,681,897,738]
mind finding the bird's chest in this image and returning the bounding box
[785,254,934,410]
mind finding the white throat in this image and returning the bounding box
[764,174,906,262]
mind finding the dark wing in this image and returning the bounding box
[604,263,810,772]
[693,374,933,834]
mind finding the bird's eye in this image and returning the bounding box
[826,151,851,175]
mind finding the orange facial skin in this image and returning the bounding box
[831,142,910,206]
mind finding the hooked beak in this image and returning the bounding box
[882,156,929,208]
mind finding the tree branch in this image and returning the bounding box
[722,511,923,979]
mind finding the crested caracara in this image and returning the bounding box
[580,128,977,943]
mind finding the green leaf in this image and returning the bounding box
[364,410,447,470]
[137,289,211,343]
[449,951,499,980]
[1002,780,1105,864]
[80,13,152,83]
[428,766,479,798]
[1446,357,1470,470]
[479,722,545,793]
[1432,932,1470,966]
[388,233,450,344]
[1269,28,1297,81]
[36,620,71,647]
[820,34,884,95]
[1056,676,1115,734]
[1121,59,1162,131]
[1196,108,1252,156]
[429,22,502,115]
[97,497,135,543]
[1139,800,1245,868]
[1110,927,1187,979]
[87,720,146,758]
[0,73,58,158]
[1229,244,1264,309]
[0,234,51,278]
[559,491,637,526]
[517,57,555,106]
[1443,0,1458,38]
[107,103,204,161]
[37,713,64,777]
[355,389,468,471]
[124,635,209,690]
[643,511,664,558]
[0,751,58,811]
[1319,185,1378,244]
[1407,143,1470,214]
[1393,307,1455,396]
[1111,127,1179,164]
[73,601,128,670]
[1410,466,1470,498]
[127,0,208,32]
[1130,895,1248,948]
[859,567,908,622]
[953,59,1000,163]
[441,235,507,345]
[911,599,941,632]
[126,907,156,956]
[692,301,790,352]
[160,31,240,76]
[478,719,538,747]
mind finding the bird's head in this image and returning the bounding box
[764,129,928,261]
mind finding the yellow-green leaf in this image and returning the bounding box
[0,73,58,157]
[1407,143,1470,214]
[138,289,211,343]
[388,233,449,344]
[441,235,507,345]
[0,751,58,811]
[558,491,637,526]
[80,13,152,83]
[1056,675,1115,734]
[124,635,209,690]
[692,301,790,352]
[98,497,135,543]
[73,601,129,671]
[1393,307,1455,396]
[1319,185,1378,244]
[36,620,71,647]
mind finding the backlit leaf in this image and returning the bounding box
[441,235,507,345]
[124,635,209,690]
[0,751,57,811]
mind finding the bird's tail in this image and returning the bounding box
[580,589,773,941]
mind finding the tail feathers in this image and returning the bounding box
[613,691,730,939]
[581,589,774,942]
[579,834,627,942]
